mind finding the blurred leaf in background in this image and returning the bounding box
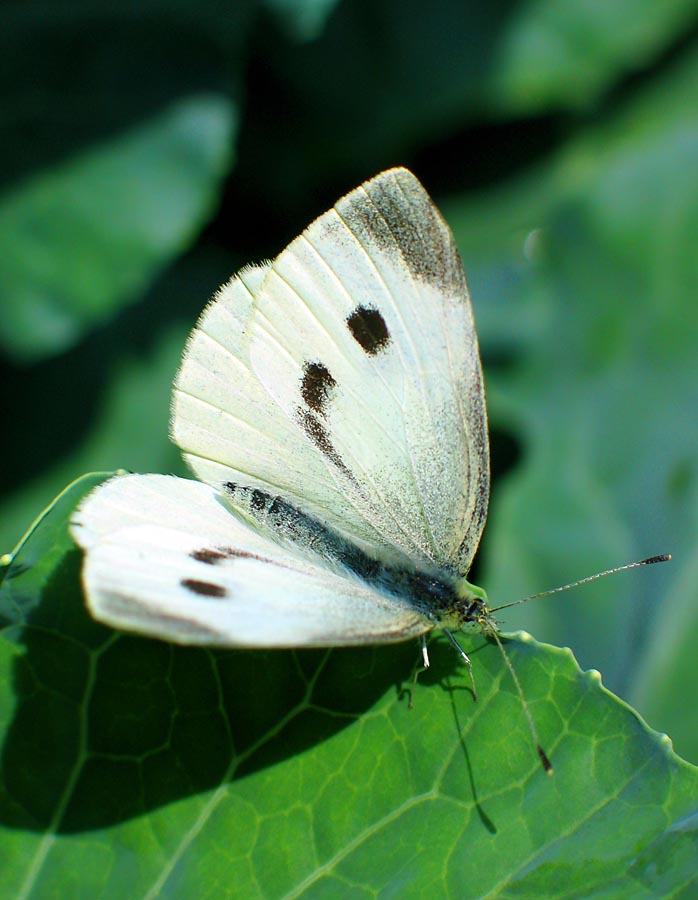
[0,96,235,362]
[2,0,698,897]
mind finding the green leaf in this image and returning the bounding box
[0,95,236,362]
[264,0,341,41]
[488,0,698,113]
[1,479,697,897]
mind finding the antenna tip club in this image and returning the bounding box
[640,554,672,565]
[538,745,554,775]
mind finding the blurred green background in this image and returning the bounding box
[2,0,697,764]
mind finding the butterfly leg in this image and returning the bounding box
[444,629,479,702]
[420,633,430,668]
[400,635,430,710]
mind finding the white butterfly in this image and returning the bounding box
[71,167,493,677]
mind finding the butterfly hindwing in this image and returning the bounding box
[72,474,431,646]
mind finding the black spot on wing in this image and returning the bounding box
[192,537,298,572]
[297,408,356,484]
[297,359,357,481]
[296,361,357,481]
[191,548,228,565]
[301,361,336,416]
[190,546,264,565]
[251,489,266,511]
[181,579,227,599]
[346,306,391,355]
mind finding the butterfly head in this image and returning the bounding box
[438,577,494,633]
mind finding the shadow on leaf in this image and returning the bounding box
[1,545,460,832]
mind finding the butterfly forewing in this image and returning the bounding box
[174,168,489,576]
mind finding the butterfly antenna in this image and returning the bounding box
[489,555,671,614]
[489,627,553,775]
